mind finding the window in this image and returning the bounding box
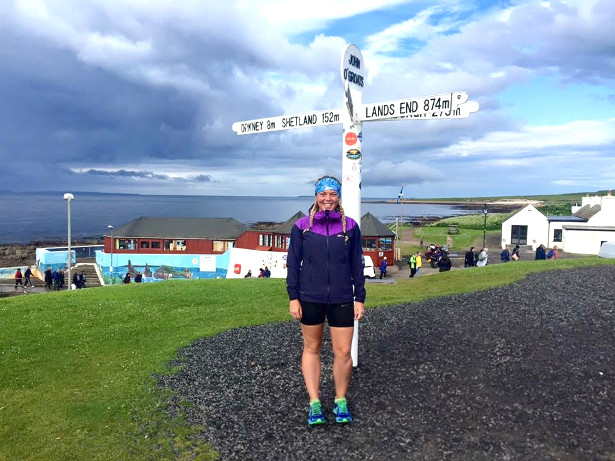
[259,234,272,247]
[553,229,562,242]
[118,239,137,250]
[213,240,230,252]
[151,241,161,249]
[362,238,377,251]
[140,241,150,249]
[379,238,392,251]
[163,239,187,251]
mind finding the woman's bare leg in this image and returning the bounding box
[329,326,354,398]
[301,323,324,401]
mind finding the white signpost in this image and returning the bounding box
[232,44,479,367]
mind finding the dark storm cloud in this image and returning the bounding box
[79,169,214,183]
[1,0,614,198]
[0,28,200,170]
[83,169,171,180]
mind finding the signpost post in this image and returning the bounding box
[232,44,479,366]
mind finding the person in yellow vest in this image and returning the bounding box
[408,253,416,277]
[415,251,423,276]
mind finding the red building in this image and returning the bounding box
[104,212,395,267]
[237,211,395,267]
[104,217,249,255]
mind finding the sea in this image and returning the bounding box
[0,192,475,244]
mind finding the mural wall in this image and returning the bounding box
[94,248,289,284]
[95,251,230,284]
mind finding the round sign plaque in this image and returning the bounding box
[340,44,366,94]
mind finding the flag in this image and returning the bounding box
[396,185,404,203]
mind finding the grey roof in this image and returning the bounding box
[574,204,601,220]
[547,216,587,223]
[108,216,249,240]
[270,211,394,237]
[361,212,395,237]
[563,225,615,231]
[274,211,306,234]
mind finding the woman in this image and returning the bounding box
[438,253,452,272]
[287,175,365,426]
[476,247,488,267]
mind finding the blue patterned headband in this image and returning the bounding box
[315,176,341,197]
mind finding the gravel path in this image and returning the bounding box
[157,266,615,460]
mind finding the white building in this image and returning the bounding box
[501,192,615,255]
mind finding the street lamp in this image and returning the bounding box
[108,225,114,285]
[482,203,488,249]
[63,193,75,290]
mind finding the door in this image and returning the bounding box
[511,225,528,245]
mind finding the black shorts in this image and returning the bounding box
[300,301,354,327]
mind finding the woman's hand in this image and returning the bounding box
[289,299,302,320]
[354,301,365,320]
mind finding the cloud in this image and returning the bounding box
[364,159,440,186]
[435,119,615,160]
[0,0,613,200]
[259,0,412,30]
[80,169,172,180]
[74,168,214,183]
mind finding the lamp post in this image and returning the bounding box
[482,203,488,249]
[108,225,114,285]
[63,193,75,290]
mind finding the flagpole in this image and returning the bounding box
[398,184,404,239]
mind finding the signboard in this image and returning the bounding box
[340,44,366,123]
[231,92,478,135]
[360,92,479,122]
[199,255,216,272]
[231,109,344,135]
[340,44,366,95]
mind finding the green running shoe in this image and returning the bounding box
[308,399,326,426]
[333,397,353,424]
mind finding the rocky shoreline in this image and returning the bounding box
[365,200,524,214]
[0,200,524,268]
[0,239,103,268]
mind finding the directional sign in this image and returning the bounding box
[360,91,479,122]
[230,42,480,368]
[341,44,366,123]
[232,108,345,135]
[232,91,479,135]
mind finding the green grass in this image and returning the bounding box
[426,212,512,230]
[404,225,497,254]
[406,190,600,204]
[2,257,615,459]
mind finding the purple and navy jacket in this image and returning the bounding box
[286,210,366,304]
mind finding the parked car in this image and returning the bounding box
[363,255,376,278]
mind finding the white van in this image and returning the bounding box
[363,255,376,278]
[598,242,615,258]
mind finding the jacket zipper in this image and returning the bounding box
[325,210,330,303]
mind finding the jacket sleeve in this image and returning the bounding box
[286,224,303,301]
[350,224,366,303]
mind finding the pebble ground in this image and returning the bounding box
[157,266,615,460]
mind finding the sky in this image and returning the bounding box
[1,0,614,199]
